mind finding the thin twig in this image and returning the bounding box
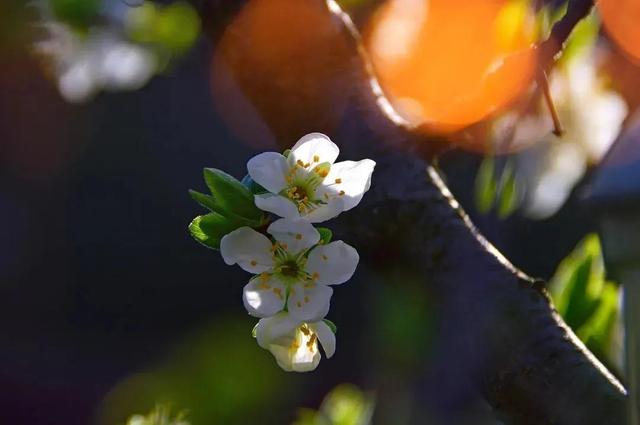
[538,71,564,137]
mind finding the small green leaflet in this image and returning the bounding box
[188,212,244,250]
[323,319,337,334]
[317,227,333,245]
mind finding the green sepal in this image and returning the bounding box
[203,168,263,222]
[317,227,333,245]
[251,323,259,338]
[282,149,291,158]
[323,319,337,334]
[188,212,244,250]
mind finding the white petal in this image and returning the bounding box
[242,276,287,317]
[254,193,300,219]
[287,282,332,322]
[220,227,275,273]
[306,241,359,285]
[301,198,345,223]
[324,159,376,211]
[289,133,340,167]
[310,321,336,358]
[269,337,320,372]
[267,218,320,255]
[247,152,290,193]
[255,312,298,349]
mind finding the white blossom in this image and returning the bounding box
[512,49,627,219]
[34,25,156,103]
[247,133,375,223]
[255,312,336,372]
[220,218,359,322]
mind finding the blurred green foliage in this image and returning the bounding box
[474,157,520,219]
[293,384,374,425]
[50,0,100,30]
[126,2,201,55]
[100,319,292,425]
[534,1,568,40]
[558,9,600,66]
[125,405,189,425]
[550,234,621,362]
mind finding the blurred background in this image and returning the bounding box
[0,0,638,423]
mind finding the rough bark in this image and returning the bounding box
[203,0,628,423]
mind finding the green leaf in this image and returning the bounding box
[323,319,337,334]
[577,282,619,358]
[497,163,519,219]
[560,10,600,65]
[188,212,243,250]
[189,189,219,211]
[549,234,621,362]
[203,168,263,222]
[317,228,333,245]
[475,156,497,214]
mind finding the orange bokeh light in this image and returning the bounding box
[365,0,538,140]
[598,0,640,64]
[211,0,353,149]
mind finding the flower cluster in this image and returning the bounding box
[189,133,375,371]
[33,0,200,103]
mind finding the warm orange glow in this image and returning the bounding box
[366,0,538,140]
[211,0,353,149]
[598,0,640,63]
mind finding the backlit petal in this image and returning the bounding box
[306,241,359,285]
[289,133,340,167]
[247,151,290,193]
[242,276,287,317]
[267,218,320,255]
[323,159,376,211]
[220,227,274,273]
[254,193,300,219]
[287,282,332,322]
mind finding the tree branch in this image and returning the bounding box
[538,0,595,71]
[330,1,627,423]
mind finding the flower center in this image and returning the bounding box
[282,161,333,214]
[279,259,300,278]
[288,185,309,201]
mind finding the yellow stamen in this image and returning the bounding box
[313,155,320,162]
[335,178,342,184]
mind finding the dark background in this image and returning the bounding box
[0,2,596,424]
